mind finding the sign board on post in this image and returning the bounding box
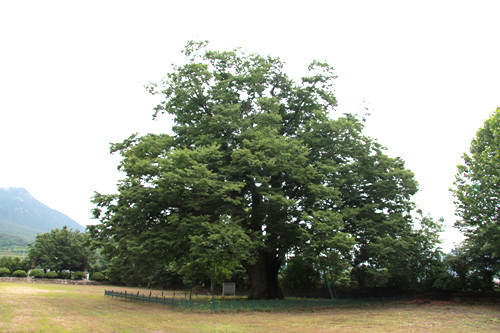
[222,282,236,296]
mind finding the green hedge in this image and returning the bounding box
[29,269,44,278]
[0,267,10,277]
[91,272,105,281]
[12,270,27,277]
[45,271,58,279]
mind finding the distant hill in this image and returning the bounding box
[0,188,85,246]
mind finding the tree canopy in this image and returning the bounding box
[90,41,432,298]
[28,227,91,273]
[451,107,500,286]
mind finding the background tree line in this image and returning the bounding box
[0,227,105,280]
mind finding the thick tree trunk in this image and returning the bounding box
[243,252,284,299]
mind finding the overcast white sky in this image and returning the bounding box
[1,1,499,252]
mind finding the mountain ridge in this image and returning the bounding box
[0,187,85,245]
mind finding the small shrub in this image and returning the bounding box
[45,271,58,279]
[60,271,71,279]
[29,269,44,278]
[0,267,11,277]
[73,271,86,280]
[12,270,27,278]
[90,272,105,281]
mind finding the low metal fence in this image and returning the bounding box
[104,290,413,312]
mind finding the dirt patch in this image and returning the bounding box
[2,286,67,295]
[411,299,462,306]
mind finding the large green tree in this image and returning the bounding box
[28,227,91,273]
[451,107,500,286]
[90,41,420,299]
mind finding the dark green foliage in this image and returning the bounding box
[0,267,10,276]
[0,256,30,272]
[437,242,498,291]
[87,249,107,278]
[12,270,27,277]
[60,271,71,279]
[29,269,44,278]
[0,233,30,247]
[102,258,182,288]
[45,271,58,279]
[90,272,105,281]
[149,264,184,289]
[451,107,500,288]
[346,210,445,291]
[90,41,442,298]
[281,256,322,291]
[28,227,92,273]
[100,256,135,285]
[179,257,242,290]
[72,271,86,280]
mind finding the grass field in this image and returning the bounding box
[0,282,498,332]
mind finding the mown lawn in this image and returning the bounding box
[0,282,498,332]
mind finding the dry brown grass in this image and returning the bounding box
[1,282,498,332]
